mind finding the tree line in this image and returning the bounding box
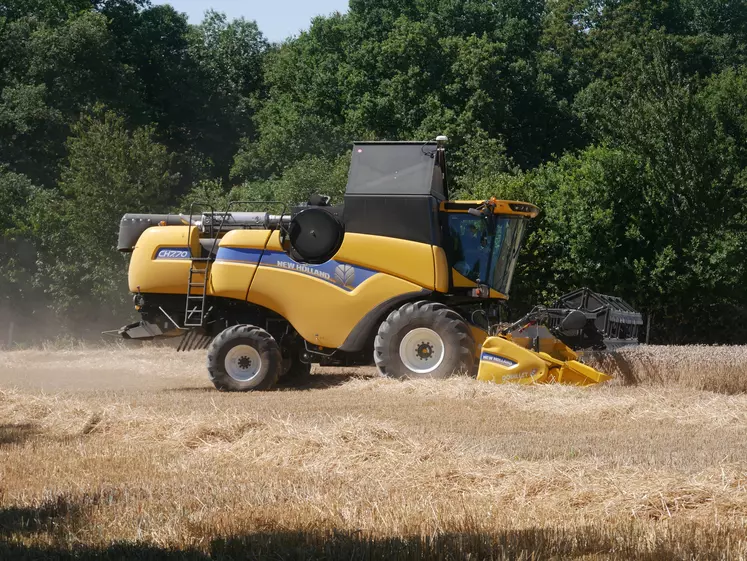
[1,0,747,344]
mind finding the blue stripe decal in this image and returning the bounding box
[216,248,378,291]
[215,247,264,262]
[480,352,517,367]
[155,247,191,260]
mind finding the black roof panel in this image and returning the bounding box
[345,142,445,198]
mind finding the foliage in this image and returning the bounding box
[24,108,177,329]
[0,168,37,317]
[230,154,350,209]
[1,0,747,343]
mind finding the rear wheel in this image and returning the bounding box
[207,325,282,391]
[374,301,475,379]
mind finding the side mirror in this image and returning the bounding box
[561,309,587,331]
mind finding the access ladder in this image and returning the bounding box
[183,205,225,328]
[184,257,212,327]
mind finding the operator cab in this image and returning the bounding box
[343,138,538,299]
[443,210,527,297]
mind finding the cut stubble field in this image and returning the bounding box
[1,344,747,560]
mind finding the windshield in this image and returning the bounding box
[445,213,527,295]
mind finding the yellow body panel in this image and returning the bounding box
[130,228,436,348]
[433,247,449,293]
[128,226,197,294]
[535,352,612,385]
[555,360,612,385]
[247,266,423,348]
[477,336,611,386]
[451,269,475,288]
[470,324,488,350]
[220,229,274,250]
[209,230,436,348]
[263,232,437,290]
[477,336,550,384]
[209,230,272,301]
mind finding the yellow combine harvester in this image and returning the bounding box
[116,137,641,391]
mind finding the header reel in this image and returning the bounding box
[501,288,643,352]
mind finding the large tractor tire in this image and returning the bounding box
[374,301,475,380]
[207,325,282,391]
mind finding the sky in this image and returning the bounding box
[153,0,350,42]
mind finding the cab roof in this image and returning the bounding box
[345,141,446,199]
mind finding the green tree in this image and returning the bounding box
[237,0,569,178]
[185,11,269,182]
[231,154,350,208]
[1,0,747,345]
[0,8,121,185]
[0,168,38,320]
[507,50,747,342]
[29,108,177,327]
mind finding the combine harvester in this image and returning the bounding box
[116,138,641,391]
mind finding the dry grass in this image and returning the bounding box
[1,345,747,559]
[587,344,747,394]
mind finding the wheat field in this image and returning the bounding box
[1,344,747,560]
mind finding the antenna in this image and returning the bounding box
[435,135,449,200]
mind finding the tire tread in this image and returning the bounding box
[207,324,281,391]
[374,300,475,380]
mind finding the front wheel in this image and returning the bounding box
[374,301,475,380]
[207,325,282,391]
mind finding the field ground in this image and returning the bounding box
[1,344,747,560]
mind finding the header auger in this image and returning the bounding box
[115,138,641,391]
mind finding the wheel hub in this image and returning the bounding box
[225,344,262,382]
[237,356,252,370]
[416,342,433,360]
[398,328,445,374]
